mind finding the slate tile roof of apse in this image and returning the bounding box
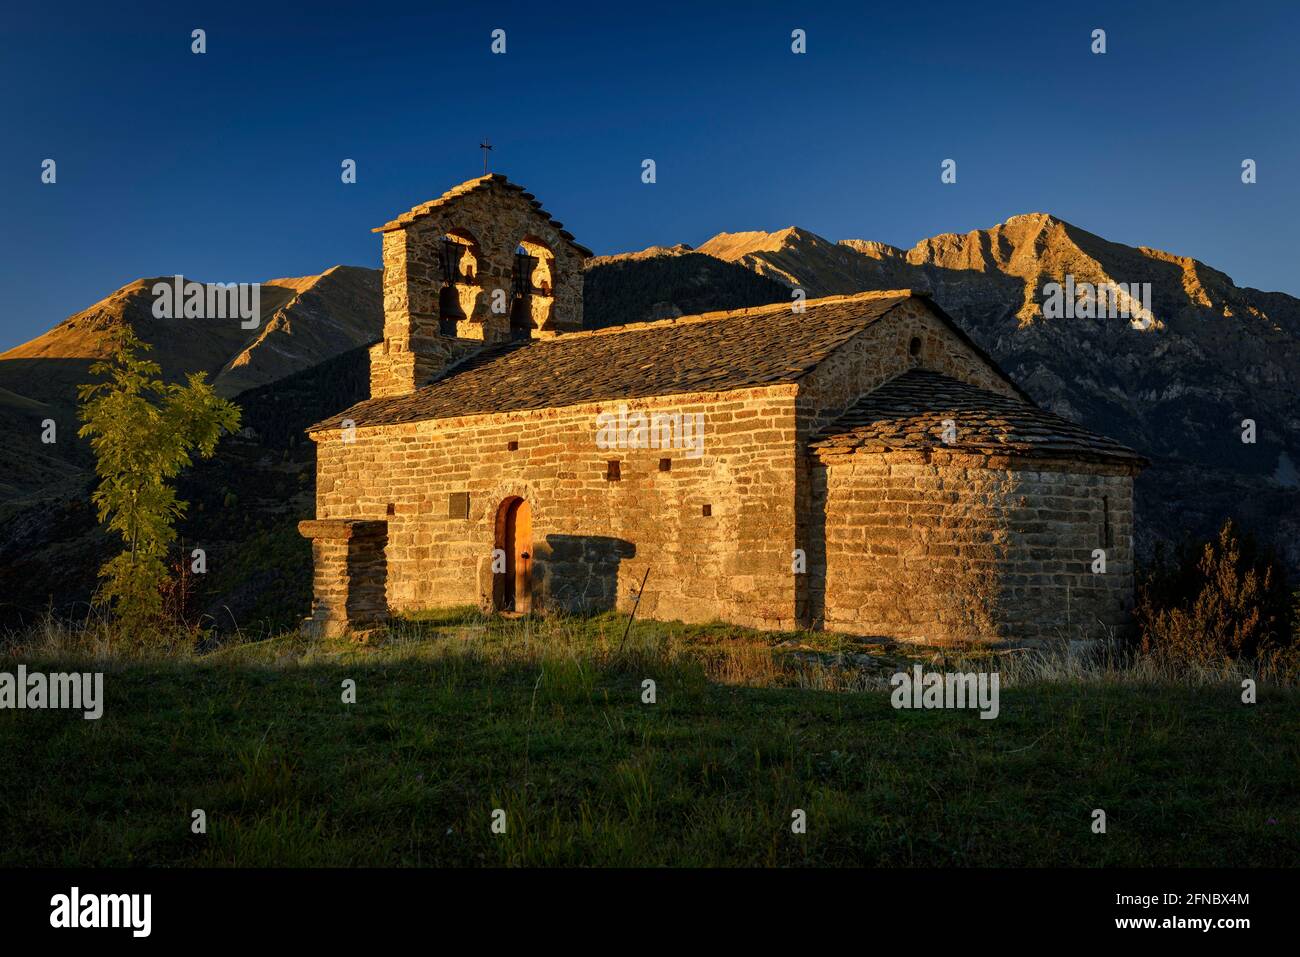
[811,368,1147,464]
[310,292,929,432]
[372,173,594,257]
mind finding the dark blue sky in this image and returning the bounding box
[2,0,1297,349]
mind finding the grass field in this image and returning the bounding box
[1,610,1296,867]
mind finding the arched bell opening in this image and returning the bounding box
[439,229,481,335]
[509,236,556,338]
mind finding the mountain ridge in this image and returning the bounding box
[0,264,381,406]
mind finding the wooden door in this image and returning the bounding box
[503,498,532,613]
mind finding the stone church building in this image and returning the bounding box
[300,175,1145,644]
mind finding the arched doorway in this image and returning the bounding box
[494,497,532,614]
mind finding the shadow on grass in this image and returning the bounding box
[1,624,1297,867]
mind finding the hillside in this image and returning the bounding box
[0,345,375,632]
[4,614,1296,866]
[583,249,789,327]
[0,266,382,506]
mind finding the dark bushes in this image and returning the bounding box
[1135,519,1296,665]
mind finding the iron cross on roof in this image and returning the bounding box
[480,138,493,175]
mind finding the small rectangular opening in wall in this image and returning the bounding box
[1102,495,1112,548]
[606,460,621,482]
[448,492,470,519]
[702,504,712,517]
[507,440,519,451]
[659,458,671,472]
[386,503,395,517]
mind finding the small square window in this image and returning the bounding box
[386,503,395,517]
[507,440,519,451]
[448,492,470,519]
[702,504,712,517]
[659,458,671,472]
[606,460,621,482]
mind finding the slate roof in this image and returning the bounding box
[811,369,1146,465]
[372,174,593,257]
[310,292,925,432]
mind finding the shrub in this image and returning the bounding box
[1135,519,1295,665]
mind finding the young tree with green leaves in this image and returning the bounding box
[77,327,241,633]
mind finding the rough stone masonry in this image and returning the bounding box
[300,175,1145,644]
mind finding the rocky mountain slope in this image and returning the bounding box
[0,264,381,404]
[699,215,1300,469]
[698,227,897,296]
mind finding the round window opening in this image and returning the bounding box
[908,336,922,357]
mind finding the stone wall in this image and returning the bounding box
[312,294,1142,641]
[808,448,1138,645]
[298,519,389,638]
[790,296,1024,623]
[370,180,586,398]
[795,297,1020,442]
[312,386,802,629]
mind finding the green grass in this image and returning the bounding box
[1,611,1296,866]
